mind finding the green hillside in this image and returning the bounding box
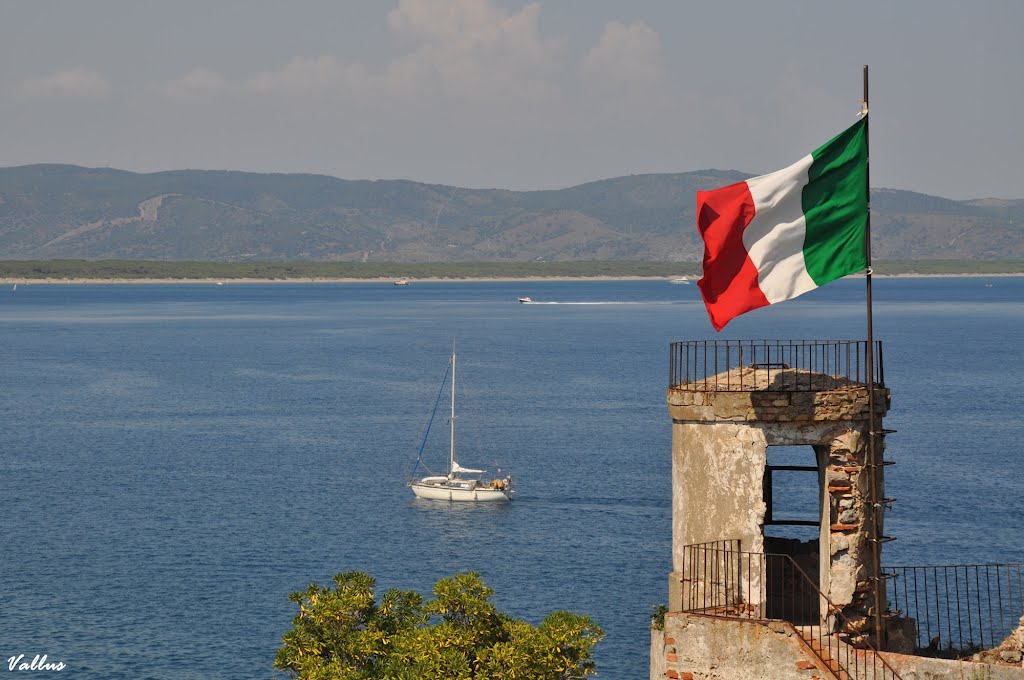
[0,164,1021,262]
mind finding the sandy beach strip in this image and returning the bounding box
[0,275,676,285]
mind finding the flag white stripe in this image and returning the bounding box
[742,153,819,304]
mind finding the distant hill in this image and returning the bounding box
[0,164,1020,261]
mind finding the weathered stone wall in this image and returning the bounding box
[670,421,768,575]
[881,649,1024,679]
[822,427,886,640]
[667,383,889,424]
[655,613,841,680]
[651,616,1024,680]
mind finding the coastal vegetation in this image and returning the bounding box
[2,259,1022,281]
[274,571,604,679]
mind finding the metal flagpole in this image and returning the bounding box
[862,64,885,648]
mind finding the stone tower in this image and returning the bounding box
[653,339,895,679]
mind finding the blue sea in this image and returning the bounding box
[1,277,1022,679]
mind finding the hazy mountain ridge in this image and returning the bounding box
[0,164,1020,261]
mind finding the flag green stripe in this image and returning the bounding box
[801,116,869,285]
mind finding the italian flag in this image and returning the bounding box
[696,117,868,331]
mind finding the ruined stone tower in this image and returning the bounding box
[650,339,1024,679]
[653,339,894,679]
[667,339,889,622]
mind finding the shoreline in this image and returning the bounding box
[2,273,1023,285]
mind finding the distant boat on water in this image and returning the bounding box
[394,279,409,286]
[670,276,691,285]
[517,297,533,303]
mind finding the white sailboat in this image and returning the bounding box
[408,350,513,502]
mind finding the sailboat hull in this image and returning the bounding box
[410,479,512,502]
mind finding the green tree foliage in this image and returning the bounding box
[274,571,604,680]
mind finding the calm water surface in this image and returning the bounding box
[1,278,1021,679]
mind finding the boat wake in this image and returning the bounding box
[522,301,676,305]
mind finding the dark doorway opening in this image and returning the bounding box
[763,445,822,623]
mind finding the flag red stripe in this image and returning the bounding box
[696,181,769,331]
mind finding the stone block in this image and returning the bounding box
[826,466,851,482]
[668,572,683,612]
[711,392,751,417]
[839,509,859,524]
[830,533,849,554]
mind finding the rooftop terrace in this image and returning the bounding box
[669,339,885,393]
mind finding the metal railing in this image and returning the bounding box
[884,563,1024,656]
[682,541,903,680]
[669,340,884,392]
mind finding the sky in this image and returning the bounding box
[1,0,1021,200]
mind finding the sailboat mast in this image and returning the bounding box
[449,350,456,475]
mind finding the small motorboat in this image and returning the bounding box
[517,297,533,303]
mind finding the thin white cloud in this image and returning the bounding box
[244,56,368,95]
[159,68,228,99]
[387,0,555,62]
[15,66,111,102]
[580,20,665,87]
